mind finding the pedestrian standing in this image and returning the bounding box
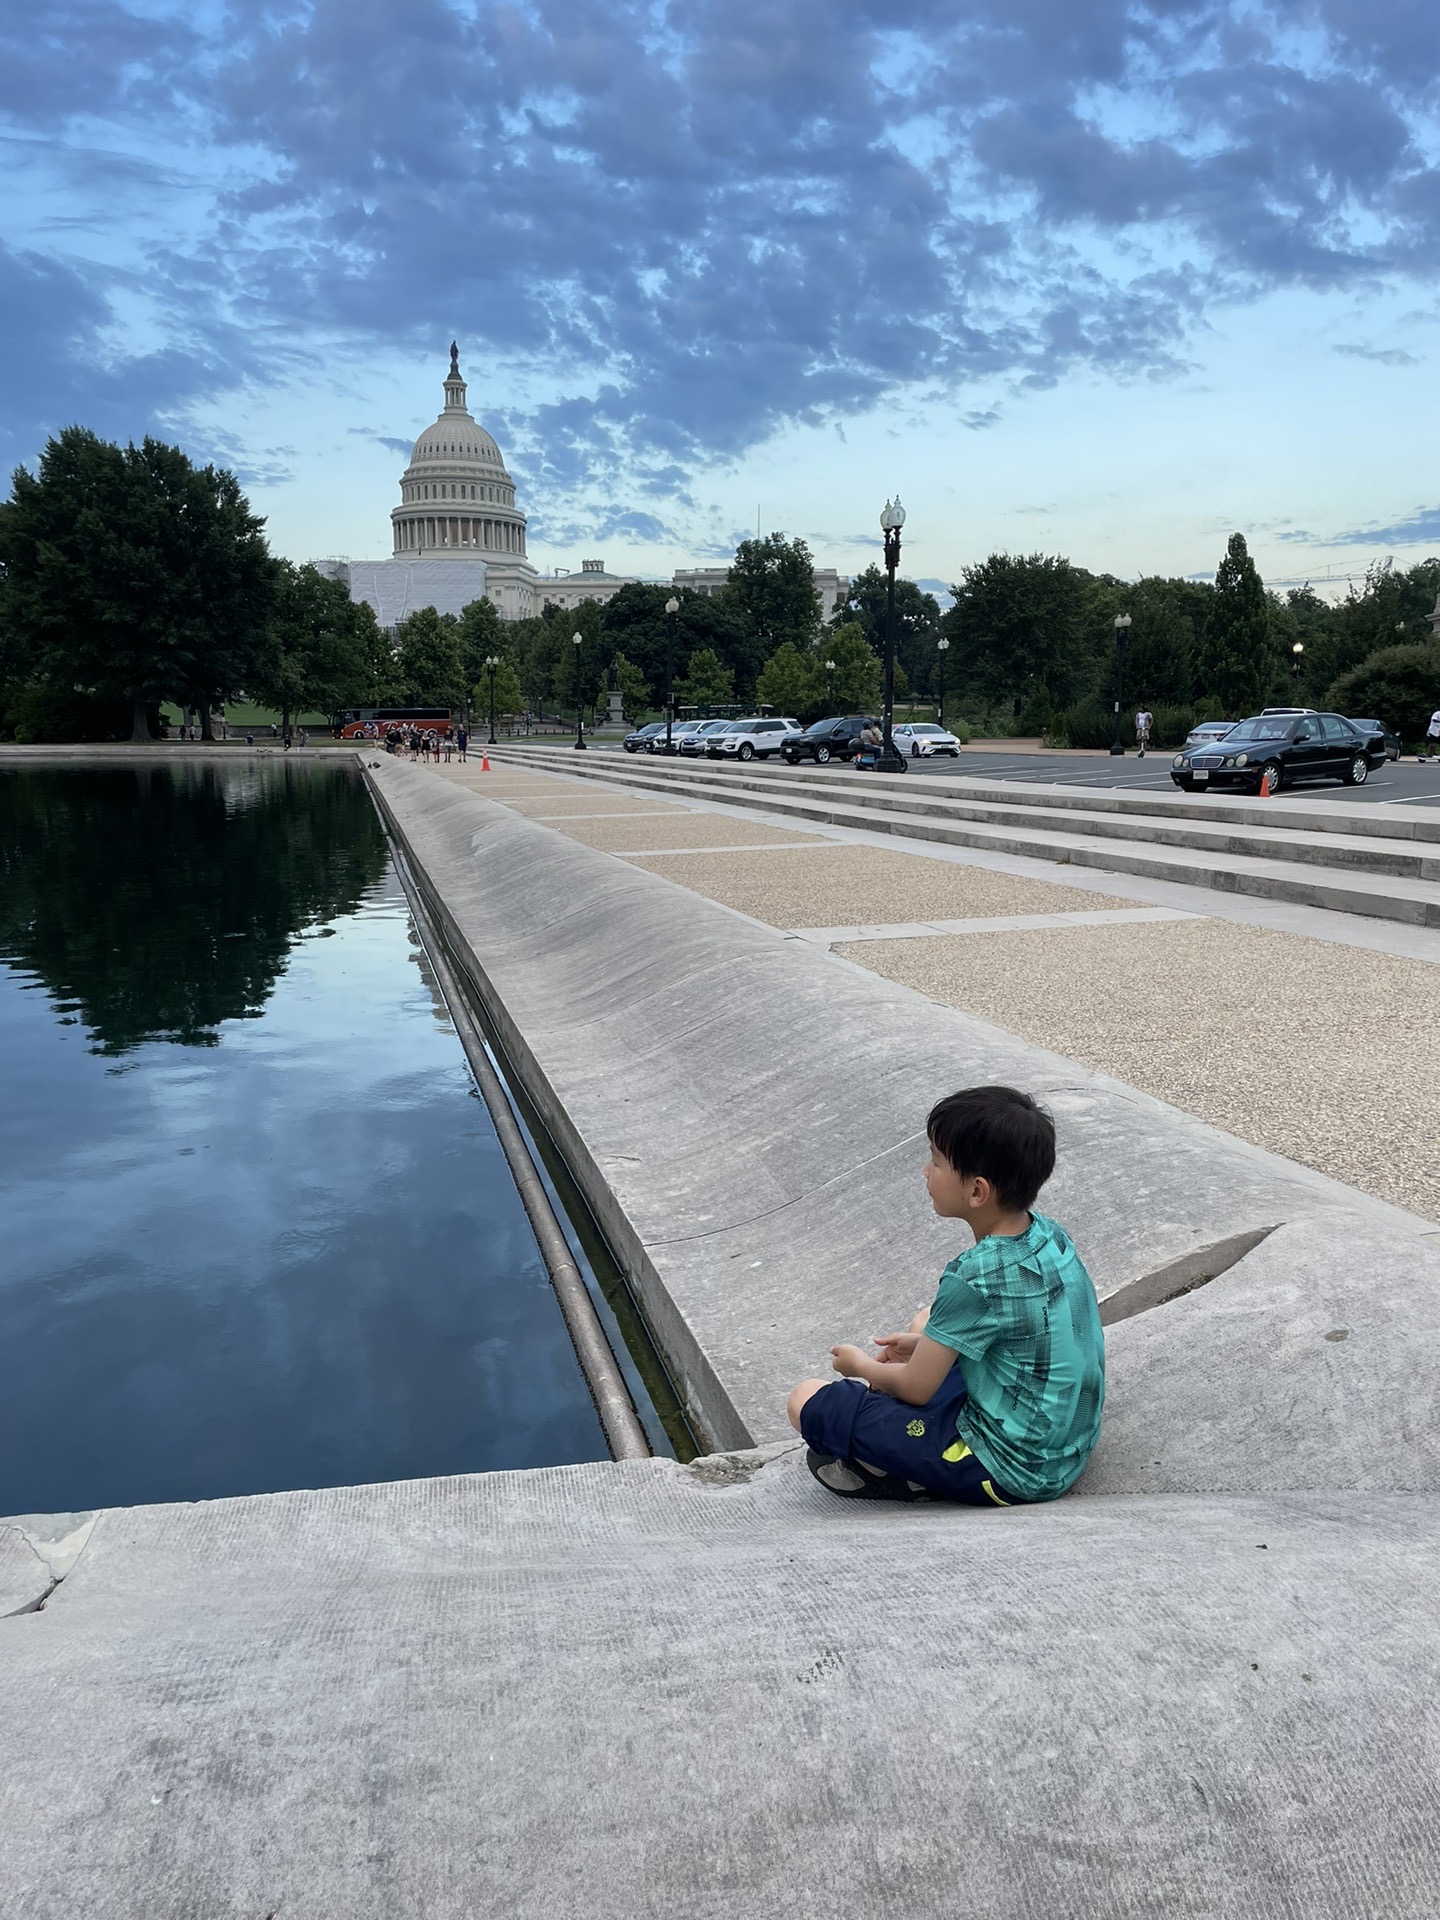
[457,724,469,763]
[1135,706,1153,758]
[1424,709,1440,762]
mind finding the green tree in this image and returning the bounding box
[354,601,400,706]
[600,583,752,698]
[675,646,734,711]
[1199,533,1272,716]
[725,534,821,680]
[1088,575,1209,711]
[456,596,508,692]
[1326,644,1440,749]
[473,658,524,732]
[549,600,606,714]
[756,642,821,718]
[611,649,650,721]
[827,621,882,711]
[249,562,373,734]
[393,607,465,707]
[833,565,942,695]
[943,553,1094,716]
[1309,559,1440,699]
[0,426,272,741]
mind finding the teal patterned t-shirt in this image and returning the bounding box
[924,1212,1105,1501]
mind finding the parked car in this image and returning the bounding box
[1171,710,1387,794]
[1349,718,1402,762]
[680,718,733,756]
[623,722,668,753]
[893,721,962,759]
[706,717,801,761]
[1183,720,1235,751]
[781,715,880,765]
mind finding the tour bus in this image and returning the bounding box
[333,707,455,740]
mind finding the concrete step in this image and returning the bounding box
[513,749,1439,879]
[491,747,1440,928]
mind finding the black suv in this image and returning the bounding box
[1171,710,1387,794]
[782,715,879,765]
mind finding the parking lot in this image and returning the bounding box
[615,739,1440,807]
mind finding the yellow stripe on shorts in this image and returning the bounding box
[941,1440,972,1463]
[980,1480,1011,1506]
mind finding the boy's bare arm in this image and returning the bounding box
[829,1334,958,1406]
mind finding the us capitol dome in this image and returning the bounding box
[319,343,850,631]
[319,344,537,628]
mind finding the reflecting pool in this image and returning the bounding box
[0,761,607,1514]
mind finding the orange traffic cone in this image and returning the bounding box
[481,751,491,772]
[1258,768,1271,798]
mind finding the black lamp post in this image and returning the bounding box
[876,496,906,772]
[1109,613,1132,755]
[825,657,836,711]
[664,596,679,752]
[484,654,499,744]
[936,635,950,724]
[1291,641,1304,686]
[572,632,586,749]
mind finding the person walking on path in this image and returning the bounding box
[1423,709,1440,762]
[1135,706,1153,757]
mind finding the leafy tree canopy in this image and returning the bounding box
[675,646,734,711]
[943,553,1095,714]
[249,561,375,725]
[756,642,821,719]
[393,607,466,707]
[1326,643,1440,747]
[833,564,942,694]
[0,426,271,740]
[725,533,821,680]
[1199,532,1272,717]
[827,622,883,712]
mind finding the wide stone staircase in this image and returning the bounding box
[493,745,1440,927]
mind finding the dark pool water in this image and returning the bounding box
[0,761,608,1514]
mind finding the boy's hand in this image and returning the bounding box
[829,1344,870,1379]
[873,1330,919,1365]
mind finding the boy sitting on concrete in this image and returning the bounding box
[788,1085,1104,1506]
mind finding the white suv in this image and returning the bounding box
[707,717,801,761]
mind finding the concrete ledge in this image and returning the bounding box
[365,757,1437,1463]
[4,1463,1440,1919]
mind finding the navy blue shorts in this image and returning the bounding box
[799,1368,1023,1506]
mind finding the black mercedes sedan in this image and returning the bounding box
[1170,710,1388,794]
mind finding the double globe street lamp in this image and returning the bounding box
[936,635,950,724]
[483,654,501,745]
[877,496,907,772]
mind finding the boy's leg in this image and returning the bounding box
[787,1378,829,1432]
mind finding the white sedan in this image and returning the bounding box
[893,722,962,758]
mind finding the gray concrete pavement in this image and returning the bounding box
[7,750,1440,1917]
[6,1462,1440,1920]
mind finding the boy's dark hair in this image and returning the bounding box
[926,1085,1056,1210]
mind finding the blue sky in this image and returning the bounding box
[4,0,1440,596]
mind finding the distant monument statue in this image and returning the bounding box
[1429,589,1440,640]
[604,658,627,728]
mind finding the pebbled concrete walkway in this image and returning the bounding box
[6,752,1439,1916]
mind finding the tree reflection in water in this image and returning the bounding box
[0,762,387,1052]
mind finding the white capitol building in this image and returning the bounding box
[319,346,849,627]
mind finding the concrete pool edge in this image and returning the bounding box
[361,755,1440,1456]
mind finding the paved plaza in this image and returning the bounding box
[436,754,1440,1223]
